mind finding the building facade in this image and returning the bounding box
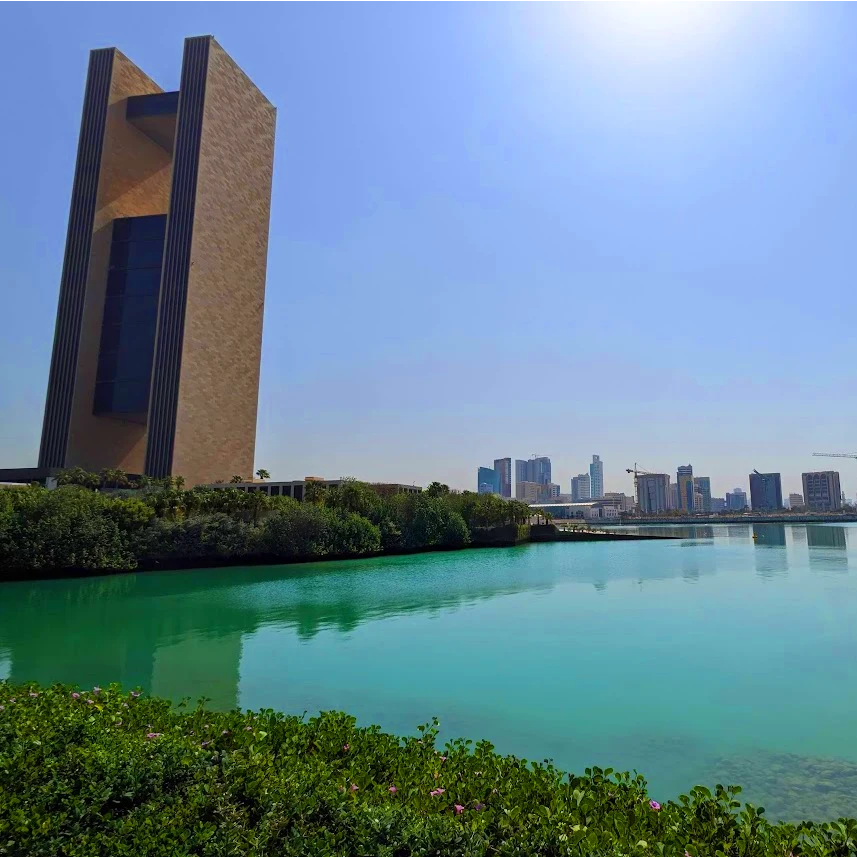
[210,479,421,501]
[637,473,671,513]
[801,471,842,512]
[749,471,783,511]
[515,481,544,503]
[493,457,512,498]
[589,454,604,499]
[477,466,500,495]
[516,457,552,488]
[788,492,804,509]
[710,497,726,513]
[1,38,276,488]
[693,476,712,514]
[571,473,591,502]
[726,488,747,511]
[677,465,695,512]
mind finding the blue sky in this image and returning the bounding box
[1,2,857,498]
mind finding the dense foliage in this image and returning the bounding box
[0,476,535,572]
[0,683,854,857]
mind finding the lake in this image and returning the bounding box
[2,522,856,820]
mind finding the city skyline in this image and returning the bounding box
[3,5,857,493]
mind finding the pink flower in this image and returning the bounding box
[145,732,162,739]
[92,687,101,694]
[430,788,445,797]
[474,802,485,811]
[440,755,447,762]
[86,699,94,705]
[71,692,80,699]
[29,692,38,698]
[201,740,211,747]
[389,786,397,794]
[454,804,464,814]
[350,783,358,792]
[245,725,253,731]
[650,800,661,811]
[131,691,141,698]
[343,743,350,752]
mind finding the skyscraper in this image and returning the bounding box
[571,473,591,501]
[516,457,551,487]
[676,465,694,512]
[1,37,276,488]
[726,488,748,511]
[636,473,671,514]
[749,471,783,511]
[801,471,842,512]
[493,458,512,498]
[477,466,500,495]
[788,492,804,509]
[693,476,712,514]
[589,455,604,499]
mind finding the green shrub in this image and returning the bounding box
[133,513,257,561]
[0,486,136,570]
[0,683,854,857]
[328,511,382,554]
[259,501,336,557]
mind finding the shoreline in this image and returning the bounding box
[0,526,677,584]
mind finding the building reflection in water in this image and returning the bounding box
[806,525,848,574]
[753,524,788,579]
[727,525,751,542]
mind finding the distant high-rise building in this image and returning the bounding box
[749,471,783,511]
[693,476,712,513]
[710,497,726,513]
[516,481,544,503]
[548,483,561,498]
[801,471,842,512]
[725,488,747,511]
[493,458,512,498]
[788,492,804,509]
[603,491,635,513]
[637,473,671,514]
[572,473,591,502]
[516,456,551,488]
[477,466,500,495]
[677,465,694,512]
[532,457,552,485]
[670,483,679,510]
[590,455,604,499]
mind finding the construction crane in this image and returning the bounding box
[813,453,857,460]
[625,463,652,504]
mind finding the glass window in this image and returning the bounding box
[293,485,303,502]
[107,269,162,297]
[283,486,292,497]
[110,240,164,270]
[112,215,167,242]
[270,486,280,496]
[114,343,155,381]
[110,380,149,413]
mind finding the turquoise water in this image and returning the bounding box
[2,523,857,820]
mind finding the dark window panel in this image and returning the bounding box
[110,380,149,413]
[96,351,119,383]
[107,268,162,297]
[110,239,165,270]
[270,485,280,496]
[112,215,168,243]
[293,485,303,502]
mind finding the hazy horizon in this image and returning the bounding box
[2,3,856,499]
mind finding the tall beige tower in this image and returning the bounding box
[34,36,275,486]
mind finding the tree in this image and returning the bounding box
[256,468,270,481]
[55,467,100,490]
[425,482,450,498]
[230,475,244,484]
[304,481,327,505]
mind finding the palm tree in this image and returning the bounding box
[256,468,270,481]
[230,475,244,484]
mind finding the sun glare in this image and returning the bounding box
[577,2,726,64]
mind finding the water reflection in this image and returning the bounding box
[806,526,848,573]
